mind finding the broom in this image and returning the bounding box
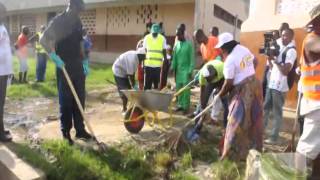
[167,93,220,151]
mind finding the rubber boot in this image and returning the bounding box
[18,72,23,83]
[23,72,28,83]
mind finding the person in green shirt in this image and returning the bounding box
[171,27,195,114]
[191,59,226,136]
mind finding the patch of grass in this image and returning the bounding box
[11,140,154,180]
[181,152,193,169]
[8,143,62,180]
[7,57,113,100]
[190,143,219,163]
[211,159,242,180]
[171,170,199,180]
[154,151,172,173]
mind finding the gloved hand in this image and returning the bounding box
[194,72,200,82]
[82,59,90,76]
[187,130,200,143]
[49,52,65,69]
[211,95,223,122]
[133,84,139,91]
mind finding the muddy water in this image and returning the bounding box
[4,97,59,140]
[3,87,121,141]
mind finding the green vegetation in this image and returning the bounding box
[7,57,113,100]
[11,140,153,180]
[181,152,193,169]
[211,159,242,180]
[9,128,249,180]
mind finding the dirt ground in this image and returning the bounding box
[4,85,299,179]
[4,85,298,151]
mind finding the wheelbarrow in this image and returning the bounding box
[122,79,195,134]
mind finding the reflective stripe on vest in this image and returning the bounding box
[145,34,164,67]
[301,64,320,100]
[36,32,46,53]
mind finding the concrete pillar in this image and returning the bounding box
[96,8,107,35]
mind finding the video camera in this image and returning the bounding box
[259,31,280,57]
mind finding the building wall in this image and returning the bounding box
[195,0,248,40]
[92,3,195,52]
[240,0,316,108]
[243,0,318,32]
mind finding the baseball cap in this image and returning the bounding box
[307,4,320,25]
[215,32,234,48]
[151,24,160,34]
[136,47,146,55]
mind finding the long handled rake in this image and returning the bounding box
[62,67,107,151]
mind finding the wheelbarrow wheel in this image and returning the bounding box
[124,107,145,134]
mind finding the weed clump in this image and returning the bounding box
[211,159,242,180]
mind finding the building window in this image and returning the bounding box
[276,0,319,15]
[80,10,96,35]
[213,4,242,29]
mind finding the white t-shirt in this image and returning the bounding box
[268,41,297,92]
[112,50,139,78]
[223,44,255,85]
[0,25,13,76]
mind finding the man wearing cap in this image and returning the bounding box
[143,23,168,90]
[112,48,146,114]
[211,33,263,160]
[40,0,92,144]
[295,5,320,178]
[0,2,13,142]
[171,27,195,114]
[191,57,225,137]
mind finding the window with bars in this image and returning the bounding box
[106,4,159,29]
[20,14,36,35]
[80,10,96,35]
[213,4,242,29]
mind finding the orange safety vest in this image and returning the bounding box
[300,32,320,100]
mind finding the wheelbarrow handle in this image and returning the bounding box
[174,79,196,97]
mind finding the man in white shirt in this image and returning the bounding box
[112,48,146,113]
[264,28,297,144]
[0,3,13,142]
[211,33,263,160]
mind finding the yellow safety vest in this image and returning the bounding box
[35,32,46,54]
[144,34,165,67]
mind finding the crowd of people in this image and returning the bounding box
[1,0,320,178]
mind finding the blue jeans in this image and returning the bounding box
[263,88,286,141]
[57,69,86,133]
[36,53,48,81]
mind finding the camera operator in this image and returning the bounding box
[262,30,280,98]
[264,28,297,144]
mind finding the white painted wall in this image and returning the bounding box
[195,0,248,40]
[242,0,315,32]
